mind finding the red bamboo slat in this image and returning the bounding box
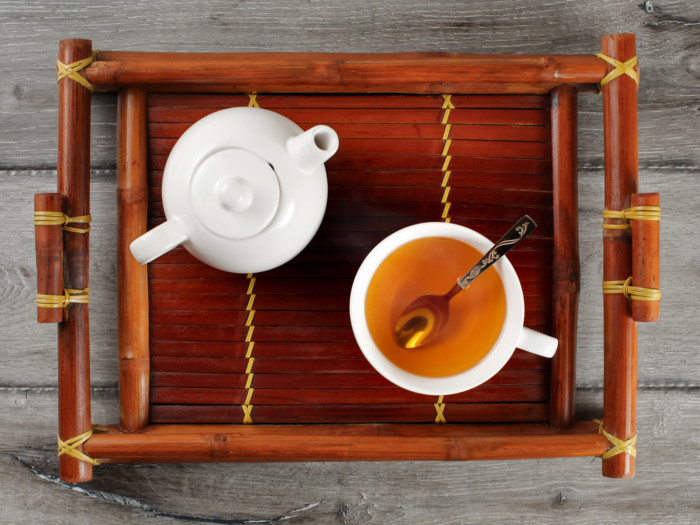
[56,38,93,483]
[148,293,250,311]
[450,94,550,109]
[148,404,551,424]
[148,106,550,127]
[144,176,554,202]
[117,87,150,432]
[144,242,552,267]
[150,368,546,389]
[151,325,357,343]
[149,121,551,142]
[148,352,546,375]
[631,192,660,322]
[601,33,639,479]
[149,383,548,405]
[549,84,580,429]
[147,93,549,110]
[34,193,64,323]
[325,171,553,190]
[146,275,549,299]
[149,341,358,358]
[450,124,550,142]
[147,137,551,159]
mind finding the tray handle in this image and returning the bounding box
[34,193,65,323]
[631,192,660,322]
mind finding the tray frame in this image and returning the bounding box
[50,34,641,482]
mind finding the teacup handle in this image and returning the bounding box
[130,218,188,265]
[516,327,558,358]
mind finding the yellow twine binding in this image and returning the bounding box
[595,53,639,89]
[34,211,92,233]
[439,94,454,225]
[36,288,90,309]
[57,424,107,466]
[242,272,257,424]
[602,277,661,302]
[56,50,99,92]
[594,419,637,459]
[602,206,660,230]
[434,395,447,424]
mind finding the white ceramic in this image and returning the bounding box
[349,222,558,396]
[130,107,339,273]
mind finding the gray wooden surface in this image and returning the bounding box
[2,1,699,523]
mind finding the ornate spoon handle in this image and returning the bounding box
[454,215,537,291]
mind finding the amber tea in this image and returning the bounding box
[365,236,507,377]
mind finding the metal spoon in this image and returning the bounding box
[393,215,537,349]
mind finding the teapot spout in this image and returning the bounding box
[287,125,339,174]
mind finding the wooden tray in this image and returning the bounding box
[38,34,657,482]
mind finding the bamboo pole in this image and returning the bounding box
[548,84,580,429]
[56,38,93,483]
[84,52,607,93]
[34,193,65,323]
[84,422,609,463]
[631,193,660,322]
[600,33,640,479]
[117,87,150,431]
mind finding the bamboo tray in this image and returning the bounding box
[36,34,660,482]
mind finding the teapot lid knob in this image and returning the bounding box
[190,148,280,240]
[218,177,254,212]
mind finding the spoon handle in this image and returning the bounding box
[455,215,537,291]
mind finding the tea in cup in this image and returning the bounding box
[349,222,558,396]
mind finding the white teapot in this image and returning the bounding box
[130,107,339,273]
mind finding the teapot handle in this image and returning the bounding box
[130,218,188,264]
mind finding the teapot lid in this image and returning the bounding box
[190,148,280,240]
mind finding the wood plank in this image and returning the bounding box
[5,388,700,523]
[3,4,699,169]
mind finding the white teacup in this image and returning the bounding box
[349,222,558,396]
